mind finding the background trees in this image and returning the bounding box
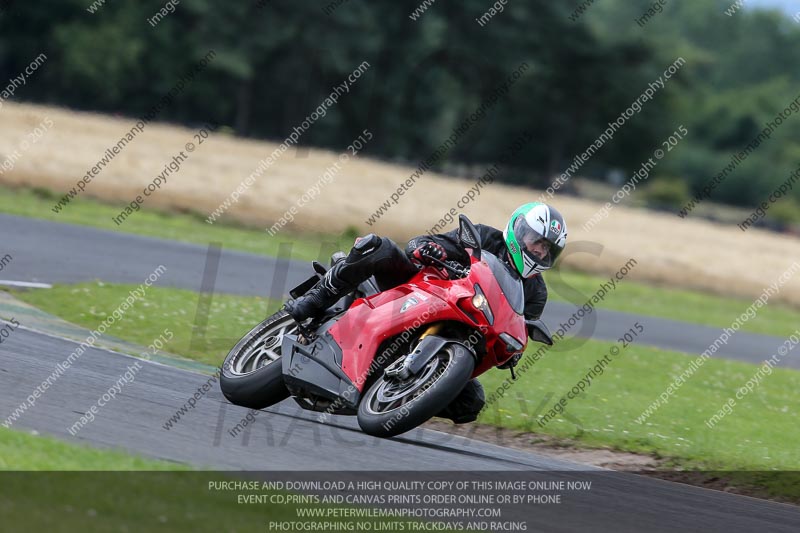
[1,0,798,210]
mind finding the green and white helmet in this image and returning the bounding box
[503,203,567,278]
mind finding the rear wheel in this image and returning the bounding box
[219,310,296,409]
[357,343,474,438]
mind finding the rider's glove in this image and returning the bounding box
[412,242,447,265]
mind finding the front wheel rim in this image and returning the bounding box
[364,350,452,415]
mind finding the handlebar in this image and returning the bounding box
[419,254,468,278]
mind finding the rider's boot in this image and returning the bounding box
[284,260,353,323]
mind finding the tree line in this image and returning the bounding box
[1,0,799,218]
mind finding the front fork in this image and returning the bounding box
[384,323,452,380]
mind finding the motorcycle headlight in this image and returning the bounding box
[471,284,494,325]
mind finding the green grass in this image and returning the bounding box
[478,335,800,474]
[0,428,405,532]
[479,337,800,500]
[0,426,188,470]
[12,281,277,366]
[544,268,800,338]
[6,183,800,336]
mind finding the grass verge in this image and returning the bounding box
[477,335,800,500]
[0,428,418,532]
[10,281,278,367]
[478,334,800,471]
[0,426,187,470]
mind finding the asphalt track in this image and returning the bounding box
[2,213,795,367]
[1,325,799,531]
[1,214,799,530]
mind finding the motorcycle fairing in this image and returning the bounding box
[281,331,359,409]
[327,278,458,389]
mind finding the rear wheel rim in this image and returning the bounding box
[230,316,297,376]
[364,350,452,415]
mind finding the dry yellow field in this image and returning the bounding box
[2,102,799,306]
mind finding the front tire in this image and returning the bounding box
[219,310,296,409]
[357,343,475,438]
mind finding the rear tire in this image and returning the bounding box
[219,310,295,409]
[357,343,475,438]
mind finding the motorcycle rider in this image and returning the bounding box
[284,202,568,424]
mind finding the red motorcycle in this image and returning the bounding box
[220,215,553,438]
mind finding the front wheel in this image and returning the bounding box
[357,343,475,438]
[219,310,296,409]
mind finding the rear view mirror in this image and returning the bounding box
[525,319,553,345]
[458,214,481,260]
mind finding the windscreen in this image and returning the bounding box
[482,251,525,315]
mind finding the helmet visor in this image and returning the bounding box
[513,216,563,269]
